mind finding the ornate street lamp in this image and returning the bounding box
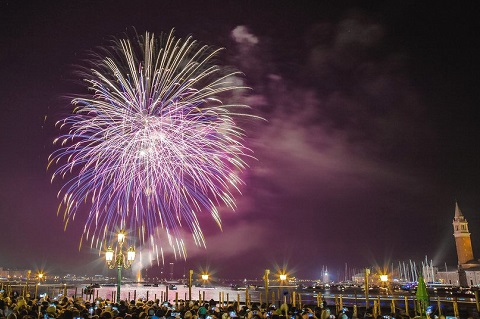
[106,230,135,303]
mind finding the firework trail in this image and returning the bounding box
[49,30,255,259]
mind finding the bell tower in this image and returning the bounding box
[453,201,475,266]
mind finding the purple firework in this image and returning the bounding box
[49,30,255,259]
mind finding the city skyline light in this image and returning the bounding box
[1,1,480,279]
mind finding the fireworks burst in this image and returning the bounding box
[49,30,255,260]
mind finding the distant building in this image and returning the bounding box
[0,267,31,279]
[351,271,377,285]
[436,202,480,286]
[351,273,363,284]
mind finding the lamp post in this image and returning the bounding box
[380,274,388,294]
[106,230,135,303]
[201,273,209,303]
[279,274,287,304]
[35,272,44,298]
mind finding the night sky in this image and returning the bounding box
[1,1,480,280]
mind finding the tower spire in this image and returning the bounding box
[455,200,463,218]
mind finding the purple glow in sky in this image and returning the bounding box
[1,1,480,279]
